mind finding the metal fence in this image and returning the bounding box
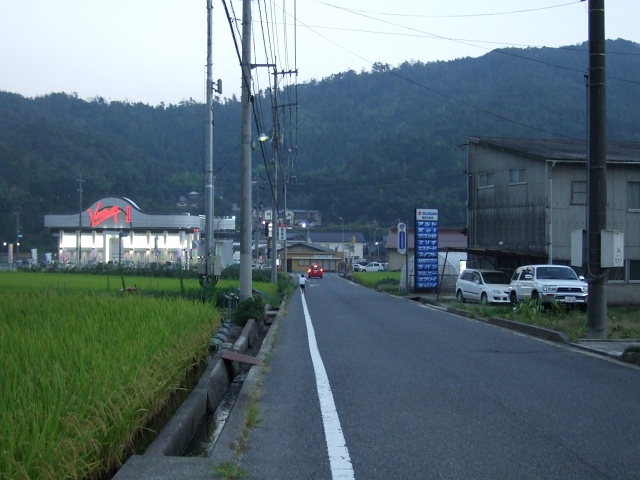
[407,272,458,296]
[437,273,458,295]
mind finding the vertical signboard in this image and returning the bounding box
[397,222,407,255]
[414,208,438,292]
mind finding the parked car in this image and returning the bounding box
[353,261,367,272]
[360,261,385,272]
[307,264,324,278]
[455,269,511,304]
[509,264,588,309]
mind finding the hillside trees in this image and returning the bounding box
[1,40,640,252]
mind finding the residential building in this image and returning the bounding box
[305,231,366,262]
[279,242,343,274]
[385,227,467,272]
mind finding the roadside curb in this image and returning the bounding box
[418,295,640,364]
[433,300,571,344]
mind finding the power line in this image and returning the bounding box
[309,0,585,19]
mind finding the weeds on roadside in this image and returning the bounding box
[212,461,247,479]
[509,298,545,321]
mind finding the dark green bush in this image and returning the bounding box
[220,264,240,280]
[252,269,272,282]
[232,295,265,327]
[219,264,272,283]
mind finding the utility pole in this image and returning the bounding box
[239,0,254,300]
[77,175,84,266]
[586,0,608,339]
[270,68,280,284]
[270,136,278,283]
[14,211,20,265]
[270,68,298,283]
[340,217,345,270]
[203,0,222,287]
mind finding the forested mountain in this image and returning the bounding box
[2,39,640,251]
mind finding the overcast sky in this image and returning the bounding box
[1,1,638,106]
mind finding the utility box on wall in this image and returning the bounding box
[571,230,584,267]
[601,230,624,268]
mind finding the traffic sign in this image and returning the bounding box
[397,222,407,255]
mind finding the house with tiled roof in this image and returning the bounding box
[275,231,366,273]
[385,227,467,272]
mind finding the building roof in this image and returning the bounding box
[44,196,202,231]
[467,137,640,164]
[309,231,366,243]
[285,242,338,254]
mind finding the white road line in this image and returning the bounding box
[301,294,355,480]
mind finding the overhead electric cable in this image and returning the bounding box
[309,0,584,19]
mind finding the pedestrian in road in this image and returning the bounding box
[299,273,306,294]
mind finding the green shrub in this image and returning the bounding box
[252,269,272,282]
[220,264,240,279]
[233,295,265,326]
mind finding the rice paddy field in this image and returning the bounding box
[0,271,220,479]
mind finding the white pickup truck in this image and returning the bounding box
[509,264,588,309]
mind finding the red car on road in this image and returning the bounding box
[307,264,324,278]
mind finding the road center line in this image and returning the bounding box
[301,294,355,480]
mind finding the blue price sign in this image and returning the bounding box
[414,208,438,293]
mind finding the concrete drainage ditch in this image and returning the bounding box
[113,307,276,479]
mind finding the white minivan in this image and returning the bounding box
[456,268,511,305]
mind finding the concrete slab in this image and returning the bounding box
[573,339,640,359]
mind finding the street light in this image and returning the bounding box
[3,241,9,266]
[252,133,270,150]
[301,221,310,242]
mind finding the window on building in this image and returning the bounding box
[608,266,625,282]
[571,181,586,205]
[509,168,526,184]
[478,172,494,188]
[628,182,640,210]
[630,260,640,281]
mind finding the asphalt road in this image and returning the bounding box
[238,274,640,479]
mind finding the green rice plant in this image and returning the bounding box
[0,271,201,294]
[0,289,219,479]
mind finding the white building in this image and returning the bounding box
[44,196,235,267]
